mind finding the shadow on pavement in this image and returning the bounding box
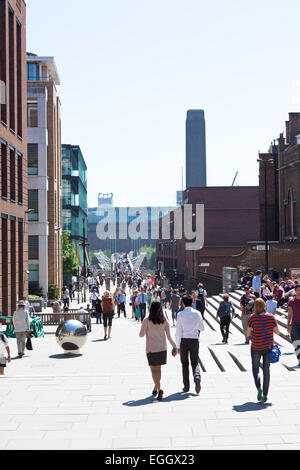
[49,353,83,359]
[123,392,197,407]
[233,402,272,412]
[91,339,107,343]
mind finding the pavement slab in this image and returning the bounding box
[0,293,299,450]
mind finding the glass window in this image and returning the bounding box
[28,144,38,175]
[28,189,39,221]
[29,236,39,260]
[27,100,38,127]
[27,63,38,81]
[29,264,39,293]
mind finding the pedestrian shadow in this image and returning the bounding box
[123,392,197,407]
[233,402,272,413]
[91,339,106,343]
[49,353,83,359]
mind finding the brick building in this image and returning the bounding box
[156,187,260,284]
[27,53,62,295]
[235,113,300,275]
[0,0,28,314]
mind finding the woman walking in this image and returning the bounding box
[247,298,279,403]
[139,302,177,401]
[95,297,103,324]
[101,291,114,340]
[217,294,235,344]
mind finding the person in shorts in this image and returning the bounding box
[170,290,181,327]
[0,333,11,376]
[101,291,114,341]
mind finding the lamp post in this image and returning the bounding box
[79,218,89,303]
[257,158,274,275]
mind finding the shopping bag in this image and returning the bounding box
[26,336,33,351]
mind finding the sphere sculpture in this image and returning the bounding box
[56,320,88,355]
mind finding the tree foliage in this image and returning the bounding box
[63,232,79,276]
[139,246,156,269]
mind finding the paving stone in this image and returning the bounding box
[5,440,71,450]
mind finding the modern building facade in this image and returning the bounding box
[186,110,207,189]
[0,0,28,314]
[62,144,88,269]
[27,53,62,295]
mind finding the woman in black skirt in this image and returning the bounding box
[139,302,177,401]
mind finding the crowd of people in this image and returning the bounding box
[1,260,300,407]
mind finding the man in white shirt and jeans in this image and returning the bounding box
[176,295,205,394]
[13,300,30,358]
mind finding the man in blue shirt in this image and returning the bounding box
[252,270,262,298]
[117,291,127,318]
[137,289,148,321]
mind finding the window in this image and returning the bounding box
[17,155,23,203]
[9,7,15,131]
[27,100,38,127]
[17,21,22,137]
[27,63,38,81]
[29,236,39,260]
[28,190,38,221]
[10,149,16,200]
[29,264,39,293]
[0,0,7,123]
[1,143,8,198]
[28,144,38,175]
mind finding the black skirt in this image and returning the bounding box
[147,350,167,366]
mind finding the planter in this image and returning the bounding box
[28,299,44,313]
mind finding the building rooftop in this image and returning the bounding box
[27,53,60,85]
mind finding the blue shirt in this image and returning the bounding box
[137,293,147,304]
[117,294,126,303]
[252,276,261,293]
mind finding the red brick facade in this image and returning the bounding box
[0,0,27,314]
[157,187,260,281]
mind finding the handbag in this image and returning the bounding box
[26,336,33,351]
[257,314,281,364]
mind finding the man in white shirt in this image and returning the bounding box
[176,295,205,394]
[13,300,30,358]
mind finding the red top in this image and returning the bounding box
[288,297,300,326]
[101,298,113,314]
[248,314,278,351]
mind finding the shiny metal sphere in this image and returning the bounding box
[56,320,88,353]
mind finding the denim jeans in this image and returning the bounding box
[251,349,270,396]
[291,325,300,364]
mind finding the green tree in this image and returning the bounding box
[63,232,79,277]
[139,246,156,269]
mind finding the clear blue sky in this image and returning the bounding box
[26,0,300,207]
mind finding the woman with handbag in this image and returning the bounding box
[246,298,279,403]
[139,302,177,401]
[101,292,114,341]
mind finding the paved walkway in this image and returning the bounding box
[1,295,300,450]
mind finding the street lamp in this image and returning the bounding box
[79,218,89,303]
[257,158,274,275]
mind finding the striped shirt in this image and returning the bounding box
[248,313,277,351]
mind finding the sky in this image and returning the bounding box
[26,0,300,208]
